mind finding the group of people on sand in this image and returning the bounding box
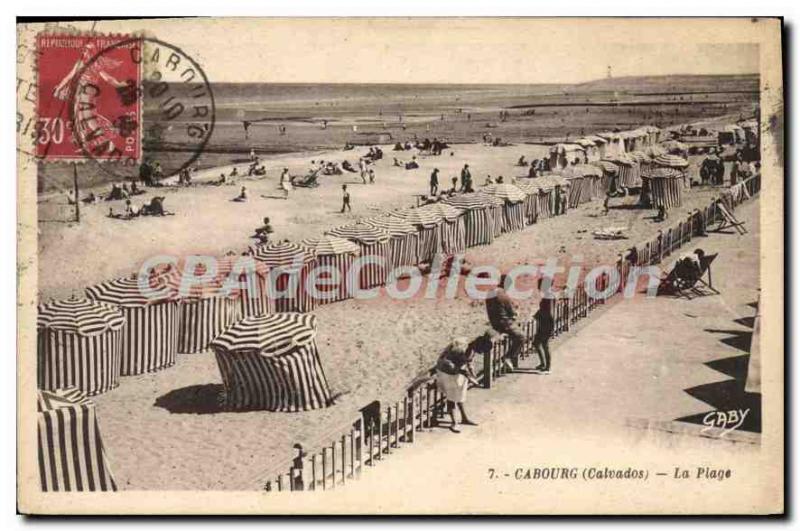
[435,274,555,432]
[425,164,475,200]
[517,156,551,178]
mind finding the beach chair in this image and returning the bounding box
[290,169,320,188]
[658,253,719,299]
[710,200,747,234]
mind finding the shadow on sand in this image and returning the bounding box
[154,384,225,415]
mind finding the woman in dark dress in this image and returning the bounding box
[533,280,555,374]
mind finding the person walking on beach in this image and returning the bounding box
[532,277,555,374]
[340,184,352,213]
[430,168,440,196]
[485,275,526,371]
[435,336,484,433]
[279,168,291,199]
[359,158,368,184]
[460,164,473,193]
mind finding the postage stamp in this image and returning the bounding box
[36,34,143,163]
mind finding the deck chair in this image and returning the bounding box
[658,252,719,299]
[711,201,747,235]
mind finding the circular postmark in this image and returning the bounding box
[65,36,215,180]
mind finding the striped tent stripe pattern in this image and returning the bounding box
[211,313,332,412]
[86,277,179,376]
[389,209,443,264]
[609,155,643,188]
[327,223,392,289]
[37,299,125,396]
[37,388,117,492]
[643,167,684,210]
[654,153,690,168]
[442,193,498,247]
[250,242,318,313]
[301,236,360,304]
[419,203,467,255]
[473,193,505,237]
[362,215,419,271]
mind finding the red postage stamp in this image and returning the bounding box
[36,34,142,163]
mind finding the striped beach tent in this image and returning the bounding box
[362,215,419,271]
[642,166,684,210]
[251,241,318,313]
[160,260,244,355]
[593,159,619,194]
[557,167,598,208]
[514,181,542,224]
[481,183,527,233]
[389,208,443,264]
[645,144,667,159]
[86,275,179,376]
[300,235,361,304]
[327,222,392,289]
[473,192,505,237]
[37,298,125,396]
[442,193,497,247]
[419,202,467,255]
[37,388,117,491]
[610,154,643,189]
[211,313,332,412]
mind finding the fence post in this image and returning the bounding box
[483,349,493,389]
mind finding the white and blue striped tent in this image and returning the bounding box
[481,183,527,233]
[86,275,179,376]
[211,313,332,412]
[300,235,361,304]
[327,222,392,289]
[442,193,497,247]
[362,215,419,271]
[37,388,117,491]
[250,241,318,314]
[37,298,125,396]
[419,202,467,255]
[389,208,443,265]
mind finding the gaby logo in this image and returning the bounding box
[701,409,750,437]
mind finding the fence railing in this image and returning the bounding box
[264,174,761,492]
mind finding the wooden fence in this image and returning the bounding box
[263,174,761,492]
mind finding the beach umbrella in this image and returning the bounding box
[419,202,467,255]
[159,258,244,354]
[642,166,684,210]
[653,153,690,169]
[37,298,125,396]
[251,241,318,313]
[37,388,117,491]
[86,274,179,376]
[442,193,497,247]
[300,235,361,304]
[210,313,332,412]
[362,215,419,271]
[389,208,443,264]
[327,222,392,289]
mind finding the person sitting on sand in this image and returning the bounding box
[434,336,484,432]
[254,217,274,244]
[528,164,538,178]
[496,175,504,184]
[217,173,227,186]
[81,192,99,204]
[124,199,140,218]
[130,181,143,195]
[141,196,171,216]
[342,160,356,173]
[233,186,248,202]
[517,155,527,166]
[393,157,402,167]
[484,174,495,186]
[393,142,404,151]
[344,142,354,151]
[405,156,419,170]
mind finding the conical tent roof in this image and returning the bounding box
[37,298,125,336]
[627,151,650,163]
[210,313,317,357]
[593,160,619,175]
[442,193,496,210]
[86,274,174,307]
[250,241,316,267]
[300,235,361,256]
[642,166,684,179]
[653,153,689,169]
[37,387,92,412]
[481,183,527,203]
[158,258,243,300]
[418,202,464,221]
[362,215,417,236]
[327,222,391,245]
[390,208,443,228]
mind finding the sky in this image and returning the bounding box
[28,18,764,85]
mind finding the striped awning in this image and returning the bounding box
[390,207,443,228]
[210,313,317,357]
[362,215,417,236]
[250,241,317,267]
[481,183,527,203]
[443,193,497,210]
[86,274,174,307]
[300,235,361,256]
[642,166,684,179]
[419,202,465,221]
[594,160,619,175]
[37,298,125,336]
[37,387,92,412]
[653,154,690,169]
[327,222,391,245]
